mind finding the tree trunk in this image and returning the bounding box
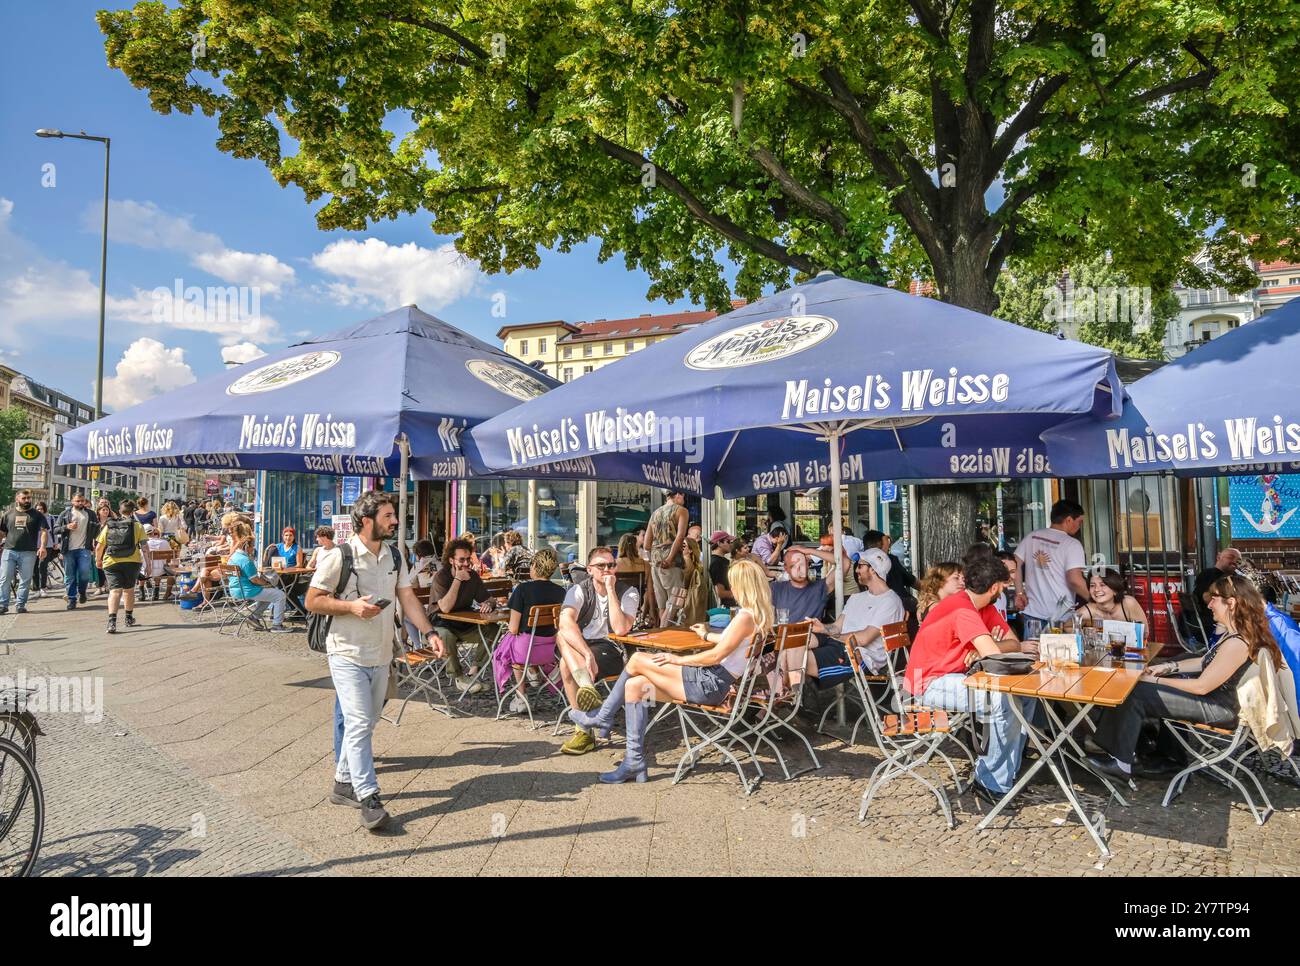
[917,483,982,569]
[937,245,1000,316]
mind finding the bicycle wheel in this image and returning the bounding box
[0,737,44,877]
[0,712,36,841]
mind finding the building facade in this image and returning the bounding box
[1165,254,1300,359]
[0,367,133,505]
[498,302,744,383]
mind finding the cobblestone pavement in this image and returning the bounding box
[6,591,1300,876]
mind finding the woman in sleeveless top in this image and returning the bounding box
[569,557,773,784]
[1088,574,1281,779]
[1075,570,1147,629]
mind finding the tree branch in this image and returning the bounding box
[1135,66,1218,104]
[591,134,820,274]
[387,14,490,62]
[746,144,849,235]
[816,68,940,217]
[987,74,1068,181]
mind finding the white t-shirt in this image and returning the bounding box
[840,589,906,672]
[1014,527,1086,620]
[144,537,172,577]
[562,581,640,640]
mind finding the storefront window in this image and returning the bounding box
[971,480,1048,553]
[1114,475,1178,553]
[596,482,653,551]
[465,479,527,555]
[534,481,579,562]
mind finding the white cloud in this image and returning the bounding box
[311,238,479,308]
[96,199,295,295]
[102,338,196,410]
[0,197,161,336]
[220,341,268,366]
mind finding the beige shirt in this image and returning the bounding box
[309,534,411,667]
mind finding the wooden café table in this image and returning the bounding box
[607,628,714,732]
[965,641,1161,857]
[438,608,510,700]
[607,627,713,654]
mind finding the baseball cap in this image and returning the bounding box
[859,548,892,580]
[709,530,734,545]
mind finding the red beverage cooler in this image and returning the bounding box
[1129,573,1184,655]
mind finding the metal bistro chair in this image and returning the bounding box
[216,565,267,638]
[857,621,977,830]
[1161,651,1298,825]
[482,576,513,598]
[816,627,898,743]
[740,620,821,780]
[143,547,178,601]
[496,603,566,727]
[668,629,770,795]
[385,586,453,725]
[183,554,226,623]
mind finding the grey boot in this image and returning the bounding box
[570,667,630,732]
[599,701,648,784]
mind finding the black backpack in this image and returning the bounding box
[307,542,402,654]
[105,518,136,558]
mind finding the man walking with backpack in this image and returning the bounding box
[306,490,444,831]
[95,500,148,633]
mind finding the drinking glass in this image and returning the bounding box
[776,608,790,626]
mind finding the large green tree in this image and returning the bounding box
[996,254,1177,357]
[99,0,1300,315]
[0,406,33,510]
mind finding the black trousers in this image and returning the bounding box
[1094,680,1237,764]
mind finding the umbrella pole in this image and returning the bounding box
[829,429,844,618]
[397,435,410,561]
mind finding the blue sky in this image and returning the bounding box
[0,1,724,411]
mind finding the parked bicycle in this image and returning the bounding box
[0,688,44,877]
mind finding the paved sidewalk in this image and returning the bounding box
[7,593,1300,876]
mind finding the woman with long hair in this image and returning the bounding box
[1076,569,1146,627]
[1087,574,1282,779]
[570,556,773,784]
[917,562,963,622]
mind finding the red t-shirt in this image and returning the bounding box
[905,592,1011,696]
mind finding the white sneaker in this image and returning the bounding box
[454,675,476,693]
[508,694,529,714]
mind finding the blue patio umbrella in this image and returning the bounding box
[467,273,1122,612]
[59,305,574,553]
[1042,297,1300,479]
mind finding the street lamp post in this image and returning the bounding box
[35,129,111,420]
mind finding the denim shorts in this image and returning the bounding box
[682,664,736,706]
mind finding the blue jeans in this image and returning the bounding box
[333,695,344,762]
[248,586,286,625]
[328,654,389,800]
[0,550,37,609]
[64,548,94,600]
[920,673,1036,794]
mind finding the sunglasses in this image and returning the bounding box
[588,561,616,570]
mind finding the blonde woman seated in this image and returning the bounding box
[917,562,963,622]
[569,556,772,784]
[616,531,655,620]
